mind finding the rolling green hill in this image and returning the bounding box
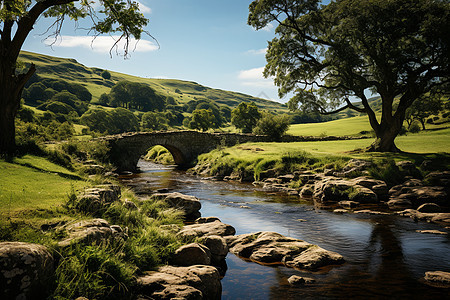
[18,51,288,112]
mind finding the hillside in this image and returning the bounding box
[18,51,288,113]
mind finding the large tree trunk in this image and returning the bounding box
[0,60,35,156]
[367,128,401,152]
[366,105,405,153]
[0,99,18,155]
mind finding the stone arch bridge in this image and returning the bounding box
[101,131,274,172]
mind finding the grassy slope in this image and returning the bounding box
[288,114,450,137]
[0,155,88,217]
[18,51,288,112]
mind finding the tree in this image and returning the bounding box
[249,0,450,152]
[253,112,291,140]
[231,102,261,133]
[0,0,149,155]
[406,95,443,130]
[141,111,168,131]
[189,109,214,132]
[101,69,111,80]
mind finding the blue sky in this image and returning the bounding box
[23,0,286,102]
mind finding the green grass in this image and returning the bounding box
[0,155,88,216]
[194,126,450,181]
[288,115,374,137]
[288,114,450,137]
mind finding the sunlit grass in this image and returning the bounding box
[0,156,88,216]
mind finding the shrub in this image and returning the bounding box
[253,112,291,140]
[409,123,421,133]
[101,70,111,80]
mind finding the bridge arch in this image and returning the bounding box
[102,131,272,172]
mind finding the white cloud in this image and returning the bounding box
[238,66,275,88]
[246,48,267,55]
[137,1,152,14]
[261,23,274,32]
[45,35,158,53]
[238,67,265,80]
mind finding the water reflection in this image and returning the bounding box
[121,160,450,299]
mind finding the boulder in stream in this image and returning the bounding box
[424,271,450,288]
[177,218,236,239]
[225,231,344,270]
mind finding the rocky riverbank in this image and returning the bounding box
[190,158,450,228]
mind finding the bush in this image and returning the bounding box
[409,123,421,133]
[101,70,111,80]
[253,112,291,140]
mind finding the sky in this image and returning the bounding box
[23,0,287,102]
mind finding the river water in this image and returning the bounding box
[121,160,450,299]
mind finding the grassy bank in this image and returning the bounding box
[0,153,186,299]
[191,128,450,183]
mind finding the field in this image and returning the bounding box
[0,155,88,218]
[287,115,449,137]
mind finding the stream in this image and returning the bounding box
[121,160,450,299]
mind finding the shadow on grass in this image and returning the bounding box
[15,161,84,181]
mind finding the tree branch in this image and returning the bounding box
[10,0,75,58]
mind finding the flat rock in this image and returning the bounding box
[288,275,316,285]
[137,265,221,300]
[177,219,236,239]
[424,271,450,288]
[226,231,344,270]
[0,242,54,300]
[283,245,345,270]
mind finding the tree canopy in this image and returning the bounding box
[0,0,150,154]
[231,102,261,133]
[249,0,450,151]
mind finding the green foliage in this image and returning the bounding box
[253,112,291,140]
[109,81,166,111]
[144,146,175,164]
[80,107,139,134]
[141,111,168,131]
[52,243,136,300]
[231,102,261,133]
[368,160,405,186]
[101,70,112,80]
[189,109,214,131]
[409,123,421,133]
[406,94,443,130]
[23,82,46,104]
[249,0,450,151]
